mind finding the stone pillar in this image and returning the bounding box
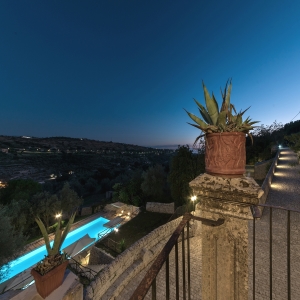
[189,173,263,300]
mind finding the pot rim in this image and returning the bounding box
[205,132,246,136]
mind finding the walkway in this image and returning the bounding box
[249,148,300,300]
[112,148,300,299]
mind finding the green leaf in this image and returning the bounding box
[217,111,227,128]
[239,106,250,116]
[187,122,206,131]
[236,114,243,126]
[202,81,219,125]
[59,212,76,251]
[184,109,208,129]
[225,79,232,108]
[194,99,213,124]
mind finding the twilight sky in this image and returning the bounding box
[1,1,300,147]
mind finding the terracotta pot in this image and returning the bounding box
[205,132,246,177]
[31,260,69,299]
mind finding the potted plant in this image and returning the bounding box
[30,211,76,299]
[185,80,258,177]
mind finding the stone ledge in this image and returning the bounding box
[190,173,263,205]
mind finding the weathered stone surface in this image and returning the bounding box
[84,218,182,300]
[190,173,263,205]
[190,174,263,300]
[88,246,114,265]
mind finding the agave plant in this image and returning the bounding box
[35,212,76,257]
[185,79,259,145]
[34,212,76,274]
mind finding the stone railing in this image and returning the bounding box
[146,202,174,214]
[84,217,183,300]
[259,150,280,206]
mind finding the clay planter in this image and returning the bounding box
[31,260,69,299]
[205,132,246,177]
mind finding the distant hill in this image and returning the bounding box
[0,136,153,152]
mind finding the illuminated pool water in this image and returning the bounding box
[1,216,111,283]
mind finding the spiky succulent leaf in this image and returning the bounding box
[236,114,243,126]
[230,103,237,114]
[194,99,213,124]
[187,122,206,131]
[35,217,51,255]
[225,79,232,108]
[239,106,250,116]
[185,109,208,130]
[202,82,219,125]
[58,212,76,251]
[217,111,227,129]
[193,134,205,146]
[212,93,219,115]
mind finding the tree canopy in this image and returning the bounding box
[0,206,26,282]
[141,164,167,201]
[168,145,204,207]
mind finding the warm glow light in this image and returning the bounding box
[55,213,62,219]
[114,228,119,232]
[270,183,286,190]
[191,195,197,202]
[278,157,290,160]
[274,172,289,177]
[128,212,130,216]
[121,210,124,214]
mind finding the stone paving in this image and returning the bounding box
[114,148,300,300]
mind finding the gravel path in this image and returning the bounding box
[249,148,300,300]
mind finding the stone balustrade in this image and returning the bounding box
[84,217,182,300]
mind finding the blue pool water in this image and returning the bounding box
[2,216,111,283]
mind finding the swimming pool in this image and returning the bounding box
[1,216,111,283]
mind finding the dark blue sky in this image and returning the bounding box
[1,1,300,147]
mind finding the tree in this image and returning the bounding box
[141,164,167,201]
[285,132,300,151]
[0,179,42,205]
[31,192,60,230]
[285,132,300,162]
[112,170,144,206]
[5,198,33,235]
[0,205,26,282]
[246,121,284,164]
[168,145,204,207]
[58,182,83,218]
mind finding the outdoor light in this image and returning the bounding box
[128,212,130,215]
[55,213,62,219]
[121,210,124,214]
[191,195,197,213]
[114,228,119,232]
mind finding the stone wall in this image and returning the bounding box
[84,217,183,300]
[88,246,114,265]
[146,202,174,214]
[259,150,280,206]
[254,158,274,180]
